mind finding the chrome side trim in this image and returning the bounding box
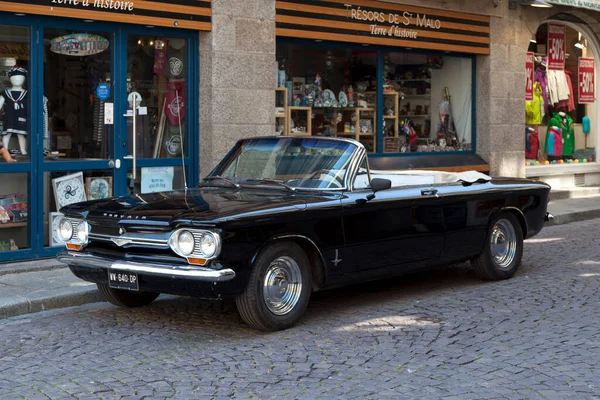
[57,251,235,282]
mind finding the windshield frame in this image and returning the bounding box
[204,137,365,192]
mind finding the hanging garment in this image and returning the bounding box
[534,68,549,114]
[526,128,540,160]
[165,80,185,126]
[1,90,28,135]
[526,82,544,125]
[565,70,576,113]
[435,100,457,146]
[153,38,168,75]
[547,70,570,106]
[164,45,185,79]
[546,126,563,156]
[546,112,575,156]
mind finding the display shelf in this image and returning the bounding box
[398,79,431,82]
[399,115,431,118]
[275,87,288,135]
[0,222,27,229]
[287,106,312,136]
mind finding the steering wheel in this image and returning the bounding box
[307,169,344,188]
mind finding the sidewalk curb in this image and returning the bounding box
[546,208,600,226]
[0,286,103,320]
[0,259,66,277]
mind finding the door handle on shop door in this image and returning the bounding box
[421,189,438,197]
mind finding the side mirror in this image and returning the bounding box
[367,178,391,200]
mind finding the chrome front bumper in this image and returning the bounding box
[57,251,236,282]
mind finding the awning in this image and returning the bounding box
[547,0,600,12]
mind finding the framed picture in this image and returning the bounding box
[49,211,64,247]
[292,77,305,95]
[52,172,86,211]
[85,177,113,200]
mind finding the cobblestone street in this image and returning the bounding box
[1,219,600,399]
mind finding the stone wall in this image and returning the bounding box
[198,0,276,177]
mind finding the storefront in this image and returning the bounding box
[274,0,490,172]
[523,9,600,188]
[0,0,210,261]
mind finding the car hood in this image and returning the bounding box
[60,187,334,227]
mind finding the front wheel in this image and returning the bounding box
[236,242,312,331]
[97,283,159,308]
[471,212,524,280]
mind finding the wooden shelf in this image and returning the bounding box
[399,115,430,118]
[0,222,27,228]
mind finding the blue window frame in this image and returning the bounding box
[0,13,199,262]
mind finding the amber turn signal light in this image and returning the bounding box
[188,257,207,265]
[66,243,83,251]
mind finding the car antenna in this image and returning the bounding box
[175,89,188,190]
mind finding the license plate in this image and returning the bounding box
[108,270,139,291]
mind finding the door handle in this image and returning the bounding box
[421,189,438,197]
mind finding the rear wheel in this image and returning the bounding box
[97,283,159,308]
[472,212,523,280]
[236,242,312,331]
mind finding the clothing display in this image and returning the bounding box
[545,126,563,156]
[526,82,544,125]
[545,112,575,156]
[1,89,28,135]
[525,127,539,160]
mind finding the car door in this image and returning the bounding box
[340,173,446,276]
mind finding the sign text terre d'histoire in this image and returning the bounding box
[51,0,134,12]
[344,4,442,39]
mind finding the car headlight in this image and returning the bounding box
[57,218,73,242]
[199,233,217,258]
[76,220,89,244]
[177,230,195,256]
[169,229,221,261]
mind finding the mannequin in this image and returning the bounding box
[0,66,28,155]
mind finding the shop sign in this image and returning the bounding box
[141,167,174,194]
[96,83,110,101]
[547,0,600,11]
[0,43,29,60]
[275,0,490,55]
[344,5,442,40]
[50,0,134,12]
[526,52,535,101]
[578,57,595,103]
[547,23,566,70]
[50,34,110,56]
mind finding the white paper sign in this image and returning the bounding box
[104,102,114,125]
[141,167,174,194]
[139,106,148,115]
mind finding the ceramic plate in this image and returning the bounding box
[338,91,348,106]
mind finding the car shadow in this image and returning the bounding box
[83,262,505,337]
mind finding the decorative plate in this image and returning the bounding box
[338,91,348,107]
[323,89,336,103]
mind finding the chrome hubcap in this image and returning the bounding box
[263,256,302,316]
[490,219,517,269]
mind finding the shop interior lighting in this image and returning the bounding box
[529,0,553,7]
[574,33,585,49]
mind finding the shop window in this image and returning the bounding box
[526,23,597,166]
[44,28,113,161]
[383,52,472,154]
[0,173,29,252]
[0,25,30,162]
[276,41,474,155]
[276,43,377,151]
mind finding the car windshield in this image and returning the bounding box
[204,137,358,190]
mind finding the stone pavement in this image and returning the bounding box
[0,187,600,321]
[1,217,600,399]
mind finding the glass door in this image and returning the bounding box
[42,24,116,251]
[119,31,193,195]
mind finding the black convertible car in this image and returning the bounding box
[57,137,551,331]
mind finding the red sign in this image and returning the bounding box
[526,52,535,101]
[578,57,595,103]
[547,23,566,70]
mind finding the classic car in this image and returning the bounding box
[57,137,551,331]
